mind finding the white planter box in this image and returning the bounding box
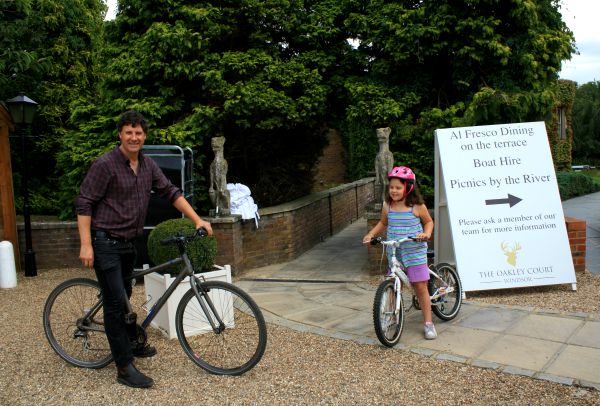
[144,266,232,339]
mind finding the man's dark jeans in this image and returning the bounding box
[93,236,136,368]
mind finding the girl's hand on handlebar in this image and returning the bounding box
[362,234,373,245]
[415,233,430,242]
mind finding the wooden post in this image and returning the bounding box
[0,103,21,272]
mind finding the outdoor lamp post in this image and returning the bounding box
[6,93,38,277]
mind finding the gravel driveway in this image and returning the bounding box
[1,268,599,405]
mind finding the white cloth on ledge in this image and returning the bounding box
[227,183,260,228]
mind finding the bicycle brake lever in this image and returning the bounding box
[370,237,382,245]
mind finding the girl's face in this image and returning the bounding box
[388,178,405,202]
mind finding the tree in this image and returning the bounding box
[339,0,575,201]
[1,0,106,214]
[572,81,600,165]
[59,0,359,214]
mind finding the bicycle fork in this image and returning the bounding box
[393,276,402,315]
[191,277,226,334]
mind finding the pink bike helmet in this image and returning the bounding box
[388,166,415,196]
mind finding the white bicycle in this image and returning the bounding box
[370,236,463,347]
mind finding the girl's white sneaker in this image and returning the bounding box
[424,322,437,340]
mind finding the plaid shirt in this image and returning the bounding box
[76,147,182,239]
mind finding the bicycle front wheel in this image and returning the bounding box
[373,279,404,347]
[175,280,267,375]
[43,278,112,368]
[429,263,462,321]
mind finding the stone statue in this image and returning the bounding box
[375,127,394,205]
[209,136,231,216]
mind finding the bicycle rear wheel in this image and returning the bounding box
[43,278,112,368]
[373,279,404,347]
[175,280,267,375]
[429,263,462,321]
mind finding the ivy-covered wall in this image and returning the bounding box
[546,80,577,171]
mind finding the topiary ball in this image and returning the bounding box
[147,218,217,274]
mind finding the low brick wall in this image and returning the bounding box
[565,216,586,272]
[365,213,588,275]
[212,178,374,273]
[16,178,375,275]
[17,221,80,269]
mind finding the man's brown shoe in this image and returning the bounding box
[117,363,154,388]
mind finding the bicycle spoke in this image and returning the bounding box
[43,279,113,368]
[429,264,462,321]
[176,281,267,375]
[373,279,404,347]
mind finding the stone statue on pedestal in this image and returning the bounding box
[374,127,394,207]
[209,136,231,216]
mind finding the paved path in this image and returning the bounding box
[563,191,600,275]
[238,216,600,391]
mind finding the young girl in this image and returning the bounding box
[363,166,436,339]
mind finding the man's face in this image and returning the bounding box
[119,124,146,155]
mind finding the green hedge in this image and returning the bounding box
[557,171,600,201]
[147,218,217,274]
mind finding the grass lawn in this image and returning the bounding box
[583,168,600,184]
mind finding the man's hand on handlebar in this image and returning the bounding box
[195,219,213,236]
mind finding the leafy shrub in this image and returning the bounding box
[147,218,217,274]
[556,171,600,201]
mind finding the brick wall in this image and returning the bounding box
[565,216,586,272]
[16,178,375,275]
[312,128,346,192]
[17,221,81,269]
[366,211,383,275]
[366,212,588,276]
[212,178,374,273]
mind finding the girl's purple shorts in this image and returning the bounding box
[406,263,430,283]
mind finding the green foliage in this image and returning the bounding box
[556,171,600,201]
[340,0,575,190]
[5,0,579,216]
[1,0,106,216]
[147,218,217,274]
[57,0,358,210]
[572,81,600,166]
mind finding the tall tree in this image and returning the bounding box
[340,0,575,199]
[1,0,106,214]
[572,81,600,165]
[60,0,358,213]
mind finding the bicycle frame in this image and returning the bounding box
[372,236,463,346]
[134,252,228,334]
[380,237,454,312]
[78,247,226,336]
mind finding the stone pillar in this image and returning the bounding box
[209,215,244,275]
[365,204,386,275]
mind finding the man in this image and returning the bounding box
[76,110,213,388]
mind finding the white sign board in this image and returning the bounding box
[435,122,576,292]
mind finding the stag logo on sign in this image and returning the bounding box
[501,241,521,267]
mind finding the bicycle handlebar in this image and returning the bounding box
[370,236,418,247]
[159,227,208,246]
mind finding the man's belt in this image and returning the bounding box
[92,229,134,243]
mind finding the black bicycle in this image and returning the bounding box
[43,229,267,375]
